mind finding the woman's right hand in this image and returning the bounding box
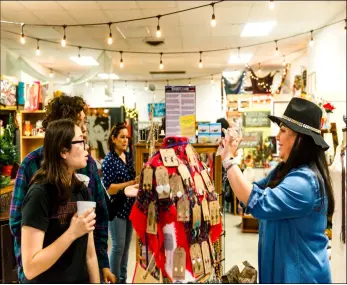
[67,208,96,240]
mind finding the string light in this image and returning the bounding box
[78,46,81,58]
[199,51,203,68]
[156,16,161,38]
[188,78,191,86]
[36,39,40,56]
[282,55,286,66]
[166,80,169,86]
[20,24,25,44]
[210,3,216,27]
[159,53,164,69]
[309,30,314,47]
[269,0,275,10]
[120,51,124,68]
[258,63,261,72]
[275,40,279,56]
[49,69,54,78]
[107,23,113,45]
[61,25,67,47]
[125,80,128,89]
[210,74,214,85]
[144,81,148,91]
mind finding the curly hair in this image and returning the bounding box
[42,95,87,129]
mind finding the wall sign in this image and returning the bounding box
[243,111,271,128]
[239,131,263,148]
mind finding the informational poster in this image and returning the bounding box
[179,114,195,137]
[165,86,196,138]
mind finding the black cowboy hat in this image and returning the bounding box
[268,97,329,150]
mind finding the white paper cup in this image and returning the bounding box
[77,201,96,216]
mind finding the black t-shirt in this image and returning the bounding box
[21,182,91,283]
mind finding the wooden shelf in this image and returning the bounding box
[242,213,259,233]
[0,106,17,111]
[20,110,45,114]
[22,136,44,139]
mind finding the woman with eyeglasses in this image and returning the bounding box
[101,123,139,284]
[21,119,100,283]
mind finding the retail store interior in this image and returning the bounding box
[0,1,346,283]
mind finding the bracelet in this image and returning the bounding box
[225,162,237,172]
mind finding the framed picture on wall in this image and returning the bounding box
[237,97,252,111]
[307,72,316,98]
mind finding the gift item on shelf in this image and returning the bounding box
[130,136,224,283]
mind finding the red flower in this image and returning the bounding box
[322,103,335,113]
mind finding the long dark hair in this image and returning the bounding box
[107,122,127,151]
[30,119,83,203]
[268,133,335,216]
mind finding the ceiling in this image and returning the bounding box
[0,1,346,81]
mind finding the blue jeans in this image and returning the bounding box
[109,217,133,284]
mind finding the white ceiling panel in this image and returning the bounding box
[136,1,178,9]
[0,1,26,11]
[58,1,101,11]
[19,1,64,11]
[97,1,138,10]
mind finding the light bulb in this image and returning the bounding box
[309,39,314,47]
[156,26,161,38]
[61,37,66,47]
[145,84,148,91]
[211,14,216,27]
[36,47,40,56]
[66,77,70,82]
[20,34,25,44]
[108,35,113,45]
[49,71,54,78]
[269,0,275,10]
[160,62,164,69]
[275,47,279,56]
[199,60,203,68]
[120,60,124,68]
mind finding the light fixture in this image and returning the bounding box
[66,76,71,83]
[237,47,241,59]
[282,55,286,66]
[108,23,113,45]
[269,0,275,10]
[166,80,169,86]
[78,46,81,58]
[199,51,203,68]
[188,78,191,86]
[61,25,67,47]
[210,3,216,27]
[120,51,124,68]
[70,56,99,66]
[144,81,148,91]
[228,53,253,64]
[309,30,314,47]
[36,39,40,56]
[210,75,214,85]
[49,69,54,78]
[258,63,261,72]
[97,73,120,80]
[20,24,25,44]
[159,53,164,69]
[245,63,249,68]
[156,16,161,38]
[275,40,279,56]
[124,81,128,89]
[241,21,276,37]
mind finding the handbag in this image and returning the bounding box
[101,182,126,221]
[132,253,163,283]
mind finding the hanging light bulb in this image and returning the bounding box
[237,47,241,59]
[166,80,169,86]
[144,81,148,91]
[66,77,71,83]
[61,25,67,47]
[159,53,164,69]
[107,23,113,45]
[188,78,191,86]
[282,55,286,66]
[36,39,40,56]
[49,69,54,78]
[210,75,214,85]
[258,63,261,72]
[156,16,161,38]
[245,63,249,68]
[210,3,216,27]
[309,30,314,47]
[199,51,203,68]
[124,81,128,90]
[275,40,279,56]
[269,0,275,10]
[120,51,124,68]
[78,46,81,58]
[20,24,25,44]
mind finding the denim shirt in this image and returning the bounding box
[244,165,331,283]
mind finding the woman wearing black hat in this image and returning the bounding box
[221,97,334,283]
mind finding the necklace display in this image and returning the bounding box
[130,136,224,283]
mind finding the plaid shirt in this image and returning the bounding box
[9,147,110,282]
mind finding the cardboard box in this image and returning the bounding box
[198,134,211,143]
[210,133,222,144]
[198,123,209,134]
[209,123,221,134]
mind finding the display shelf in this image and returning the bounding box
[19,110,45,161]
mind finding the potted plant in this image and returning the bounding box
[0,113,19,181]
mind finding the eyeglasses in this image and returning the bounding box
[71,140,87,150]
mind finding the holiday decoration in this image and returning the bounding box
[130,136,223,283]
